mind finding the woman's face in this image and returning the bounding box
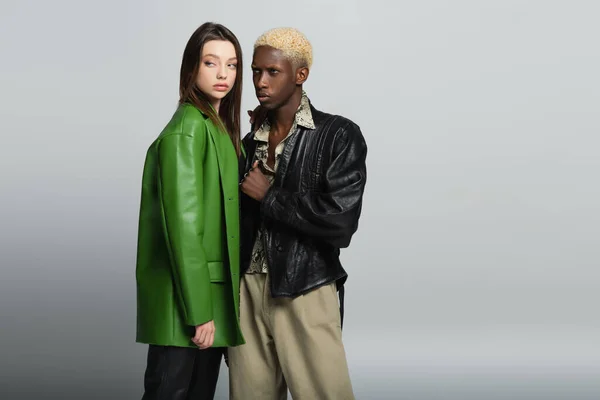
[196,40,238,107]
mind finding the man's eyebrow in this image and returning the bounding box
[251,64,280,69]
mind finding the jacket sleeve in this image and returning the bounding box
[260,121,367,248]
[157,129,213,327]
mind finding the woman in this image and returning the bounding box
[135,22,244,400]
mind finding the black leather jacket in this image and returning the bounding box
[239,104,367,297]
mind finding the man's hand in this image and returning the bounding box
[192,320,215,349]
[240,161,270,202]
[247,106,268,131]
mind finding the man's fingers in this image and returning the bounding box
[240,182,253,196]
[242,173,259,188]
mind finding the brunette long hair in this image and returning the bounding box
[179,22,242,156]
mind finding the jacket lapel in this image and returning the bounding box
[203,119,240,318]
[274,127,302,187]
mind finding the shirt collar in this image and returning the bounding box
[254,91,315,143]
[295,91,316,129]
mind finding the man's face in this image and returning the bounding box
[251,46,297,110]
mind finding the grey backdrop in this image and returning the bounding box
[1,0,599,399]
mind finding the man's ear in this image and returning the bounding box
[295,67,309,85]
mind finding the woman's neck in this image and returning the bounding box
[211,99,221,113]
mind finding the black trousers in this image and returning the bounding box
[141,345,223,400]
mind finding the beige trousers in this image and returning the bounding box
[228,273,355,400]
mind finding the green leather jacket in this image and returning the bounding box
[136,103,244,348]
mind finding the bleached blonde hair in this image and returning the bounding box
[254,27,313,69]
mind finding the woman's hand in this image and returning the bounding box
[192,320,215,349]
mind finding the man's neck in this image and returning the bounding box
[270,88,302,135]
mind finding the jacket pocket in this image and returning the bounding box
[207,261,227,283]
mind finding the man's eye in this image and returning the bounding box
[269,69,278,74]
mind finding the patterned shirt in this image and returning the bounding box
[247,91,315,274]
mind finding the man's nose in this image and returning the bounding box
[257,73,268,88]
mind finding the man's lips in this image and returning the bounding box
[256,93,269,100]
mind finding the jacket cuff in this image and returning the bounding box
[261,186,286,221]
[186,307,213,327]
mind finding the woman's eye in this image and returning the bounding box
[228,63,238,69]
[204,62,215,67]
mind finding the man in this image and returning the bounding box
[229,27,367,400]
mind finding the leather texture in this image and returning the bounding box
[141,345,223,400]
[136,103,244,348]
[240,104,368,297]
